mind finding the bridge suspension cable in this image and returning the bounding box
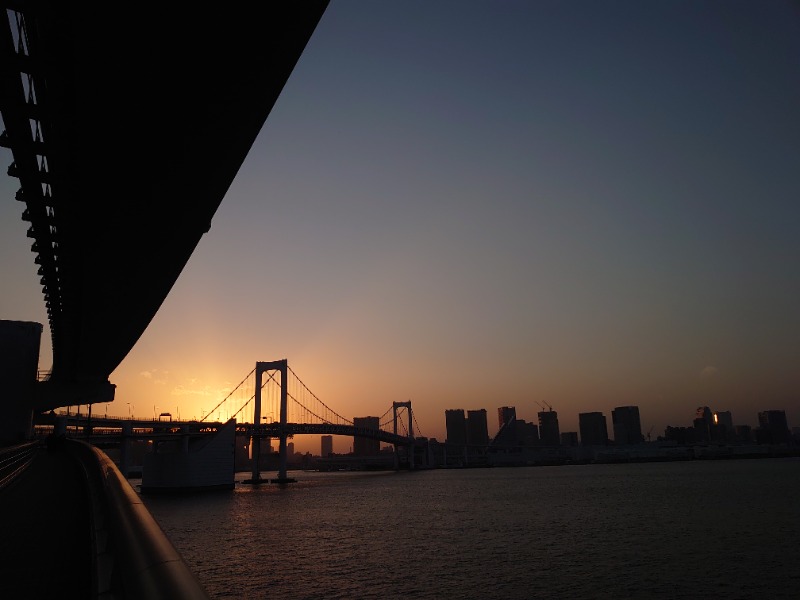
[412,409,424,439]
[228,370,282,422]
[395,415,409,437]
[200,366,257,422]
[378,404,394,429]
[200,363,423,441]
[287,365,352,425]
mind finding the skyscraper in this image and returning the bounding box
[612,406,644,445]
[353,416,380,456]
[579,412,608,446]
[498,406,516,430]
[713,410,733,442]
[514,420,539,446]
[758,410,790,444]
[693,406,713,442]
[321,435,333,457]
[538,410,560,446]
[445,409,467,446]
[714,410,733,432]
[466,409,489,446]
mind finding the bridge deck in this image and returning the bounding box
[0,446,93,598]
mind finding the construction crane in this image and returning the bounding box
[536,401,554,412]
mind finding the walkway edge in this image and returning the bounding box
[67,439,211,600]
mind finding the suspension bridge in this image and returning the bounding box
[194,359,426,482]
[32,359,428,483]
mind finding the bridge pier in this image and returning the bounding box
[249,383,263,484]
[392,401,414,470]
[245,360,296,485]
[119,421,133,478]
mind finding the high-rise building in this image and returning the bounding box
[579,412,608,446]
[466,409,489,446]
[493,418,539,447]
[514,420,539,446]
[321,435,333,457]
[445,409,467,446]
[353,416,380,456]
[713,410,733,442]
[498,406,516,430]
[758,410,790,444]
[612,406,644,445]
[693,406,713,442]
[714,410,733,430]
[538,410,560,446]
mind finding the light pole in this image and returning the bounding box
[154,405,158,421]
[127,403,131,419]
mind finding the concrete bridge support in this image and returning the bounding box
[119,421,133,477]
[392,401,414,470]
[0,320,42,445]
[248,359,295,484]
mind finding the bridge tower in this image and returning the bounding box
[250,359,295,484]
[392,401,414,470]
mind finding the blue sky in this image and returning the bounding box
[2,1,799,450]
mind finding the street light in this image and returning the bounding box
[127,403,131,419]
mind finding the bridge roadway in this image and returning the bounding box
[35,412,424,449]
[248,422,424,448]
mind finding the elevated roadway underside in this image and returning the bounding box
[0,2,329,409]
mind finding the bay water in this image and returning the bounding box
[137,458,800,599]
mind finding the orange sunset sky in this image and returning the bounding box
[2,1,799,455]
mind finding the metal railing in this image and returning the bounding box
[66,440,211,599]
[0,440,40,492]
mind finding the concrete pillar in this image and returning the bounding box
[250,366,263,482]
[120,421,133,477]
[393,407,399,470]
[246,360,294,484]
[408,404,415,470]
[0,320,42,445]
[277,359,288,481]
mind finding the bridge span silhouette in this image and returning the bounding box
[35,359,428,483]
[214,359,425,481]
